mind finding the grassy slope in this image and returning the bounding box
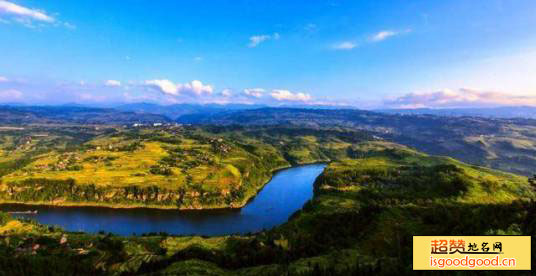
[0,127,285,209]
[0,126,369,209]
[0,141,534,275]
[187,108,536,176]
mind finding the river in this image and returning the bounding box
[0,164,326,236]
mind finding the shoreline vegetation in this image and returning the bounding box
[0,125,358,210]
[0,140,533,275]
[0,163,299,211]
[2,122,534,274]
[0,162,330,211]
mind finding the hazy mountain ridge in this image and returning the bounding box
[0,105,171,125]
[182,108,536,176]
[378,106,536,119]
[1,141,533,275]
[1,105,535,274]
[115,103,266,120]
[2,104,536,176]
[115,103,356,120]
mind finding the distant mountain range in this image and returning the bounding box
[377,106,536,119]
[0,105,170,125]
[2,104,536,175]
[6,102,536,120]
[181,107,536,176]
[115,102,357,120]
[115,103,266,120]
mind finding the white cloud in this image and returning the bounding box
[243,88,264,98]
[248,33,280,48]
[63,22,76,30]
[332,41,357,50]
[0,0,54,23]
[248,35,270,47]
[385,88,536,108]
[104,80,121,87]
[370,30,396,42]
[304,23,317,33]
[144,79,213,96]
[332,29,410,51]
[145,79,178,95]
[0,89,23,101]
[369,29,411,42]
[271,89,312,102]
[221,89,232,97]
[188,80,213,96]
[0,76,8,82]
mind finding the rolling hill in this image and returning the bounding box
[0,141,533,274]
[181,107,536,176]
[0,105,171,125]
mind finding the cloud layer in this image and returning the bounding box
[0,76,321,106]
[369,29,411,42]
[248,33,280,48]
[0,0,54,23]
[370,30,396,42]
[0,89,23,101]
[332,29,411,50]
[243,88,264,98]
[221,89,232,97]
[332,41,357,50]
[144,79,213,96]
[104,80,121,87]
[385,88,536,108]
[271,90,312,102]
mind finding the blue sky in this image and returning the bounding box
[1,0,536,108]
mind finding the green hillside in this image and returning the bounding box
[0,141,534,275]
[0,125,371,209]
[185,108,536,176]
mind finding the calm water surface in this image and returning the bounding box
[0,164,326,236]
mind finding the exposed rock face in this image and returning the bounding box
[0,159,275,209]
[0,178,247,209]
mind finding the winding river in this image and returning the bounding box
[0,164,326,236]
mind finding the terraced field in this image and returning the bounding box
[0,141,534,275]
[0,125,371,209]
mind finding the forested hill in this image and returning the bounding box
[0,106,171,125]
[2,105,536,176]
[378,106,536,119]
[179,108,536,176]
[178,107,536,129]
[0,141,533,275]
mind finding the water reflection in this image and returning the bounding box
[0,164,326,236]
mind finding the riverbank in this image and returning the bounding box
[0,163,327,211]
[0,164,327,236]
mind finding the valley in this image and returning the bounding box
[3,1,536,273]
[0,123,370,209]
[0,106,535,274]
[0,141,533,274]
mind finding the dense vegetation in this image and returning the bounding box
[0,142,534,275]
[1,107,536,274]
[184,107,536,176]
[0,105,170,125]
[0,125,372,209]
[3,105,536,176]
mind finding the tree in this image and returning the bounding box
[529,174,536,192]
